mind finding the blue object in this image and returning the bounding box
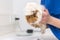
[41,0,60,39]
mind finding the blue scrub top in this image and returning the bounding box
[41,0,60,39]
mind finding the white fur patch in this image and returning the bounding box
[24,2,45,24]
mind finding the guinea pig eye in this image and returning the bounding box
[33,14,36,17]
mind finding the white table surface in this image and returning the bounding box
[0,28,58,40]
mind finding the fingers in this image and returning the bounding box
[43,9,49,16]
[39,9,49,24]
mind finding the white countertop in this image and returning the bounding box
[0,28,58,40]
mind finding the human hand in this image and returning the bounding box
[39,9,50,25]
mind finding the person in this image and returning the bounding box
[40,0,60,39]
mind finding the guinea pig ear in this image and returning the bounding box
[32,10,38,17]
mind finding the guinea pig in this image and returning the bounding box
[24,2,47,33]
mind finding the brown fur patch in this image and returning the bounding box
[26,10,38,23]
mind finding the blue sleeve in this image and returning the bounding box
[41,0,45,5]
[41,0,60,39]
[41,0,53,15]
[41,0,60,18]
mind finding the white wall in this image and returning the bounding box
[0,0,13,14]
[0,0,14,35]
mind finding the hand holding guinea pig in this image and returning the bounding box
[24,2,50,33]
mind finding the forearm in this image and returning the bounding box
[47,16,60,28]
